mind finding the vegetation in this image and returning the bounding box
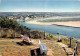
[0,29,80,56]
[0,17,80,56]
[0,18,30,32]
[39,18,80,22]
[0,39,31,56]
[0,18,30,38]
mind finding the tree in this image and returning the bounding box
[0,18,30,33]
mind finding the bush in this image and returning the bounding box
[0,18,30,33]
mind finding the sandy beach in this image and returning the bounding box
[27,21,80,28]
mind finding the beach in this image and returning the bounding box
[27,21,80,28]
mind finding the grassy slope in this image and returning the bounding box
[0,39,31,56]
[0,31,80,56]
[0,38,66,56]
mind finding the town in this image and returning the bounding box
[0,12,80,21]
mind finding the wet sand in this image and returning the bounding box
[26,21,80,28]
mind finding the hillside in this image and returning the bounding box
[0,36,80,56]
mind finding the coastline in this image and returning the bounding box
[26,21,80,28]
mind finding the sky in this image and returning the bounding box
[0,0,80,12]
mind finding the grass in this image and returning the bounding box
[54,37,80,56]
[0,38,67,56]
[1,46,30,56]
[0,39,31,56]
[41,39,66,56]
[0,31,80,56]
[44,33,80,56]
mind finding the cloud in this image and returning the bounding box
[77,0,80,1]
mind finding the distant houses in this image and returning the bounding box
[8,16,30,21]
[9,16,14,19]
[0,12,56,21]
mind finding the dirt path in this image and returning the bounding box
[40,39,74,56]
[56,42,68,47]
[56,42,73,56]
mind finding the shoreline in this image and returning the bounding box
[26,21,80,28]
[52,24,80,28]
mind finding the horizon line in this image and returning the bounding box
[0,11,80,13]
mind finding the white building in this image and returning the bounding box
[9,16,14,19]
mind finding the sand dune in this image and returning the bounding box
[26,21,80,28]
